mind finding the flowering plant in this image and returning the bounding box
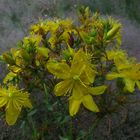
[0,7,139,139]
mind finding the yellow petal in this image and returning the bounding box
[88,85,107,95]
[80,72,91,85]
[72,83,85,99]
[6,100,21,125]
[106,72,124,80]
[24,100,32,109]
[60,32,70,42]
[12,93,32,109]
[54,80,72,96]
[71,50,85,75]
[23,35,42,46]
[69,97,81,116]
[48,36,57,48]
[82,94,99,112]
[136,81,140,90]
[9,66,21,73]
[116,63,131,70]
[46,61,70,79]
[13,99,22,111]
[85,66,96,83]
[36,47,50,58]
[124,78,135,92]
[0,97,8,108]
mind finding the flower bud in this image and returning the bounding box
[2,53,15,65]
[36,47,50,58]
[106,24,121,40]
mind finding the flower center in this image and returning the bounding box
[8,92,13,97]
[73,75,79,80]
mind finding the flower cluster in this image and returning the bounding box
[0,7,140,126]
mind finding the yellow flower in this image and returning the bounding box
[106,49,137,70]
[47,49,106,115]
[106,49,140,92]
[5,48,31,74]
[48,35,58,49]
[69,84,106,116]
[11,48,30,67]
[106,63,140,92]
[0,85,32,125]
[46,19,76,48]
[36,47,50,58]
[106,49,127,65]
[23,35,42,47]
[59,19,73,29]
[30,22,49,35]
